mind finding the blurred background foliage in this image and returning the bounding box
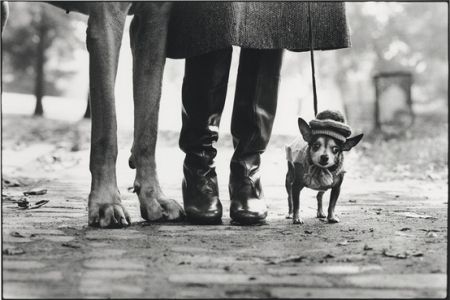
[1,2,447,126]
[2,2,85,115]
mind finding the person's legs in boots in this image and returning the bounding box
[229,48,283,225]
[179,47,232,224]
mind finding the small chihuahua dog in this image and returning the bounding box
[285,110,363,224]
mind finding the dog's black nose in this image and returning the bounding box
[320,155,329,164]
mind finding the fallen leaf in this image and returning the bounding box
[10,232,25,238]
[3,247,25,255]
[395,212,437,219]
[337,240,349,246]
[426,232,438,238]
[62,242,82,249]
[400,227,411,231]
[30,200,49,209]
[348,199,357,203]
[23,189,47,196]
[304,230,313,234]
[2,177,22,187]
[395,231,414,237]
[269,255,307,264]
[363,244,373,251]
[382,248,408,259]
[17,198,30,209]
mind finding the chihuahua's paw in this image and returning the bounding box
[327,215,340,223]
[316,210,326,218]
[286,213,293,219]
[293,217,304,224]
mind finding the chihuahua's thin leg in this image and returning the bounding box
[285,162,295,219]
[316,191,326,218]
[292,185,303,224]
[328,175,343,223]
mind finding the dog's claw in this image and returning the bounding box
[293,218,304,224]
[140,197,185,222]
[157,197,185,221]
[317,210,326,218]
[89,202,131,228]
[327,215,340,223]
[140,199,165,221]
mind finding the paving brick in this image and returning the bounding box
[79,279,144,296]
[11,229,66,236]
[3,271,63,281]
[87,249,127,257]
[171,246,214,253]
[270,287,446,298]
[342,274,446,289]
[83,269,146,279]
[2,236,33,243]
[2,282,50,298]
[268,264,383,275]
[85,229,146,240]
[176,254,265,265]
[40,235,74,242]
[82,259,145,270]
[3,260,46,270]
[168,273,333,287]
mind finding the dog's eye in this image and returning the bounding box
[312,143,321,151]
[331,147,340,154]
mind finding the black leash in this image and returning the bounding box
[308,2,318,117]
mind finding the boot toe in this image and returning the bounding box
[185,205,222,225]
[230,199,267,224]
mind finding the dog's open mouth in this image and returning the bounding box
[318,161,329,167]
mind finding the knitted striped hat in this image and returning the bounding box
[309,110,352,143]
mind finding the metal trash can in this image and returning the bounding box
[373,71,414,135]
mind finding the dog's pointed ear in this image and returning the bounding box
[342,134,363,151]
[298,118,312,143]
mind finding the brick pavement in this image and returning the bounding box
[2,143,447,298]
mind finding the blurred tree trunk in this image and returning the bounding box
[83,91,91,119]
[33,8,46,117]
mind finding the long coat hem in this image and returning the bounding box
[167,2,351,59]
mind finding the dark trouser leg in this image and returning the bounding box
[229,48,283,224]
[179,47,232,224]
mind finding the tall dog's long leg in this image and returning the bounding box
[86,3,131,227]
[129,3,184,221]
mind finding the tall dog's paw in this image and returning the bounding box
[140,199,165,221]
[293,217,304,224]
[157,197,185,221]
[316,210,326,218]
[327,215,340,223]
[89,203,131,228]
[286,213,293,219]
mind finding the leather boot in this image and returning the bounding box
[179,48,232,224]
[229,49,283,224]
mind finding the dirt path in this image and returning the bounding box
[2,116,447,298]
